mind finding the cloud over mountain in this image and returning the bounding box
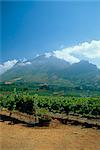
[0,40,100,75]
[0,60,18,75]
[18,61,31,66]
[52,40,100,68]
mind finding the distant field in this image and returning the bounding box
[0,82,100,97]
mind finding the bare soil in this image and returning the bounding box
[0,121,100,150]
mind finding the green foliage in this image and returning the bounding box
[0,92,100,117]
[37,108,50,116]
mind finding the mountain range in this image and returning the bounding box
[0,55,100,90]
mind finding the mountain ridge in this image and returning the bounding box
[0,55,100,90]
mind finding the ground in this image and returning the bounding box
[0,121,100,150]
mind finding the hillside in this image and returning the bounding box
[0,55,100,91]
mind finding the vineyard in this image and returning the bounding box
[0,92,100,118]
[1,94,99,150]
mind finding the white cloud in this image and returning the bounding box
[45,52,52,58]
[52,40,100,68]
[0,40,100,75]
[26,62,31,65]
[22,58,27,62]
[19,61,31,66]
[0,59,31,74]
[53,50,80,64]
[0,59,18,75]
[19,58,27,62]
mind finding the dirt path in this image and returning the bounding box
[0,122,100,150]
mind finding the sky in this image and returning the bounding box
[0,1,100,73]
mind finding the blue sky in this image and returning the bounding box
[1,1,100,63]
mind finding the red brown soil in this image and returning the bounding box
[0,121,100,150]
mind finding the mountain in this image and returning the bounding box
[0,55,70,82]
[0,55,100,90]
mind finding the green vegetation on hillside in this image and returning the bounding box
[0,82,100,97]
